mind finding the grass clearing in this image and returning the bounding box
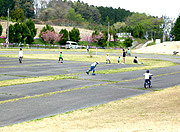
[1,85,180,131]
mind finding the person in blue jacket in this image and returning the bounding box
[86,61,99,75]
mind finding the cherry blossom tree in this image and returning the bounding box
[41,30,63,48]
[80,34,93,47]
[92,33,104,47]
[91,33,104,55]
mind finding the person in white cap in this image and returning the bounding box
[86,61,99,75]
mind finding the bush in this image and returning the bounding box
[123,37,133,48]
[0,38,5,43]
[0,24,2,36]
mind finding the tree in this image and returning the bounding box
[125,13,163,39]
[113,22,127,33]
[112,28,118,45]
[10,8,25,22]
[69,27,80,42]
[123,37,133,48]
[0,0,15,17]
[66,8,85,23]
[97,6,133,25]
[92,31,104,47]
[71,1,101,23]
[25,18,37,44]
[9,24,15,43]
[20,23,31,43]
[39,0,70,21]
[172,16,180,41]
[13,23,22,43]
[132,24,145,38]
[100,30,108,47]
[22,0,35,18]
[0,24,2,36]
[41,30,63,48]
[14,0,35,18]
[59,29,69,45]
[80,35,93,43]
[39,24,54,39]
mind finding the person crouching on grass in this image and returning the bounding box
[19,48,23,63]
[86,61,99,75]
[133,56,138,64]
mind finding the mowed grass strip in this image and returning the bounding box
[0,48,121,53]
[0,75,77,87]
[97,59,176,74]
[0,53,176,66]
[1,85,179,131]
[0,81,110,104]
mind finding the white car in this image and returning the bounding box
[65,41,79,49]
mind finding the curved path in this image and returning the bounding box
[0,51,180,127]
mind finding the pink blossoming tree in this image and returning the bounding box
[41,30,63,48]
[92,33,104,47]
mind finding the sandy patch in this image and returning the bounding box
[0,21,93,38]
[134,41,180,55]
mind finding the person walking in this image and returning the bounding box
[122,49,126,64]
[18,48,23,63]
[58,52,63,63]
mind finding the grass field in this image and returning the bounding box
[0,49,179,131]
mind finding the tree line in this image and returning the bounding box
[0,0,34,21]
[1,0,180,45]
[8,18,37,44]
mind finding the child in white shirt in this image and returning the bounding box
[19,48,23,63]
[106,53,111,64]
[144,70,153,88]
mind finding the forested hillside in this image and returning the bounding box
[0,0,133,27]
[1,0,173,46]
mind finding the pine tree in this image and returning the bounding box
[69,27,80,42]
[173,16,180,41]
[0,24,2,36]
[26,18,37,44]
[59,29,69,45]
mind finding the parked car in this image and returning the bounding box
[65,41,79,49]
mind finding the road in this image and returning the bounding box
[0,51,180,127]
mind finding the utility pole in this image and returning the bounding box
[163,16,166,42]
[7,8,9,48]
[107,22,109,49]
